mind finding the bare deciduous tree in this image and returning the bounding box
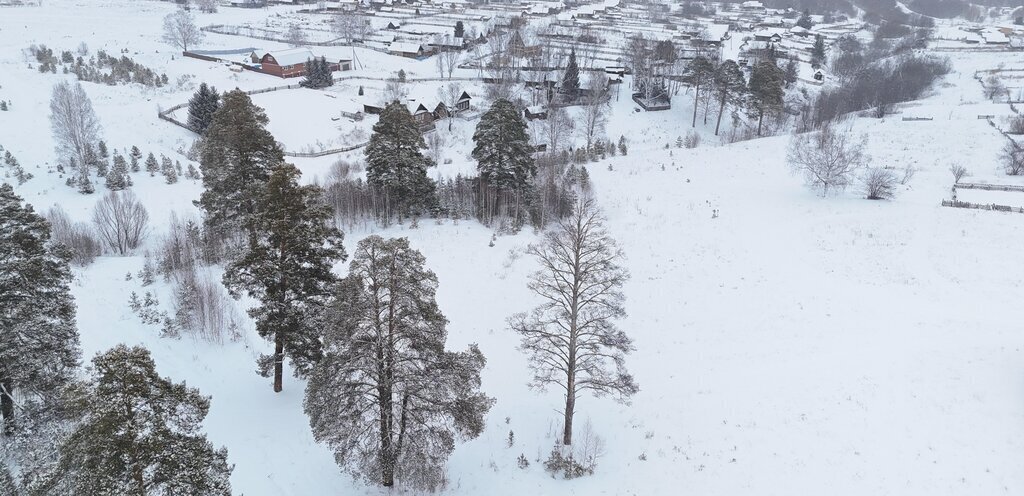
[381,78,408,104]
[434,38,460,79]
[949,164,968,183]
[580,85,609,151]
[1001,142,1024,175]
[162,9,204,52]
[195,0,218,13]
[92,190,149,255]
[985,75,1007,101]
[438,83,463,131]
[331,10,366,44]
[788,124,867,196]
[286,24,307,47]
[545,106,574,153]
[509,198,638,446]
[49,80,101,167]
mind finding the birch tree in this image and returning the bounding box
[162,9,204,52]
[509,198,637,446]
[49,81,101,167]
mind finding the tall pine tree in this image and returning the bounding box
[712,59,747,136]
[53,345,232,495]
[0,184,81,436]
[223,163,346,392]
[305,236,492,490]
[364,102,437,220]
[684,56,716,128]
[747,60,785,136]
[187,83,221,135]
[198,89,283,243]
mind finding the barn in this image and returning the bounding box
[388,42,430,59]
[254,49,342,78]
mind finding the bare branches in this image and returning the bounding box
[91,190,149,255]
[509,198,636,445]
[162,9,203,52]
[49,80,101,167]
[788,123,867,196]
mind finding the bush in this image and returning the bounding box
[1001,142,1024,175]
[91,190,149,255]
[172,267,241,343]
[45,205,102,265]
[862,167,897,200]
[684,130,701,148]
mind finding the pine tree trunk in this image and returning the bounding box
[757,110,764,136]
[273,332,284,393]
[1,378,14,436]
[691,84,699,128]
[715,94,727,136]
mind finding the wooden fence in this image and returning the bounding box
[942,199,1024,213]
[956,182,1024,192]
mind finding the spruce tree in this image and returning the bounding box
[75,160,94,194]
[797,9,813,29]
[712,59,746,136]
[812,35,826,68]
[105,151,129,190]
[562,48,580,101]
[454,20,465,38]
[53,345,232,495]
[223,163,346,392]
[364,102,436,219]
[97,140,108,161]
[472,98,535,192]
[747,60,785,136]
[162,156,178,184]
[0,184,81,435]
[187,82,221,135]
[305,236,492,490]
[129,145,142,172]
[199,90,283,241]
[144,152,159,176]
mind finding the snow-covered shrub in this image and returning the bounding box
[684,130,701,149]
[154,212,222,278]
[172,267,240,343]
[862,167,897,200]
[44,205,102,266]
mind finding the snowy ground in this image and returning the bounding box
[3,1,1024,495]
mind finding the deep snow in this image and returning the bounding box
[2,1,1024,495]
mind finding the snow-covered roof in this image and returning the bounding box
[263,48,317,67]
[526,105,545,114]
[706,23,730,41]
[389,41,425,53]
[982,29,1009,44]
[741,1,764,9]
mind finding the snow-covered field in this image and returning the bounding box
[3,1,1024,495]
